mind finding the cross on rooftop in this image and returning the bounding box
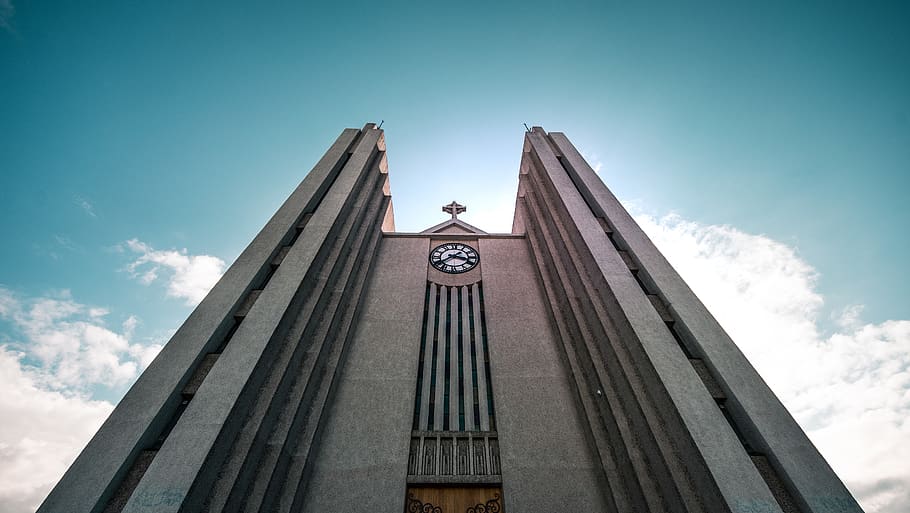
[442,201,466,220]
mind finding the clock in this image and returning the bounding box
[429,243,479,274]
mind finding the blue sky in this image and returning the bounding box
[1,2,908,512]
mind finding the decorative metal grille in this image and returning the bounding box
[466,494,501,513]
[407,431,500,478]
[409,280,500,483]
[413,281,496,432]
[406,493,442,513]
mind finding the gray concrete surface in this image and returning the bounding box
[300,236,429,512]
[480,237,612,512]
[550,130,862,513]
[37,127,364,513]
[39,124,859,513]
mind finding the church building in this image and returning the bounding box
[38,124,862,513]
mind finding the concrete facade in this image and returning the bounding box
[38,125,862,513]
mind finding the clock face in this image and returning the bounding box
[429,243,479,274]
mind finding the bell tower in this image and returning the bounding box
[38,124,862,513]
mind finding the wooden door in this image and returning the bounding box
[405,486,503,513]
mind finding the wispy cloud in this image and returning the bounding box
[0,0,14,34]
[581,151,604,174]
[33,235,83,261]
[73,195,96,218]
[0,288,161,390]
[124,239,226,305]
[53,235,78,252]
[834,304,865,330]
[635,212,910,513]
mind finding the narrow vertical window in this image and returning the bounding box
[413,282,432,429]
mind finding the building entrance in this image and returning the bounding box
[405,486,503,513]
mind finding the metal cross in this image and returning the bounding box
[442,201,466,220]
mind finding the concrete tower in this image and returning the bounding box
[39,124,862,513]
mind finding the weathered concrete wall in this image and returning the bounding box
[38,124,391,513]
[549,130,862,513]
[515,126,863,513]
[521,127,773,513]
[300,236,429,512]
[480,237,611,512]
[300,234,611,513]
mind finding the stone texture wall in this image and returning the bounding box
[39,123,392,513]
[515,126,863,513]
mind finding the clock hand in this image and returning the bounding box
[441,253,469,264]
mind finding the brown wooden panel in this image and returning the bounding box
[405,486,503,513]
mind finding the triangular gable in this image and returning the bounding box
[420,218,488,235]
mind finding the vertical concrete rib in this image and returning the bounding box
[521,205,624,512]
[460,286,475,431]
[203,151,388,513]
[524,150,669,498]
[520,182,649,512]
[112,126,384,513]
[434,287,448,431]
[262,191,390,513]
[518,126,861,513]
[523,155,684,510]
[548,131,862,513]
[468,284,481,430]
[280,197,389,513]
[473,283,490,432]
[37,128,363,513]
[526,128,776,512]
[448,285,459,431]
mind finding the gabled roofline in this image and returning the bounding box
[419,217,488,235]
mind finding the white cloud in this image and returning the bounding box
[635,212,910,513]
[0,347,113,512]
[0,288,162,391]
[2,213,904,513]
[0,287,162,513]
[581,151,604,174]
[73,195,96,218]
[124,239,226,305]
[835,304,865,330]
[122,314,139,337]
[52,235,79,253]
